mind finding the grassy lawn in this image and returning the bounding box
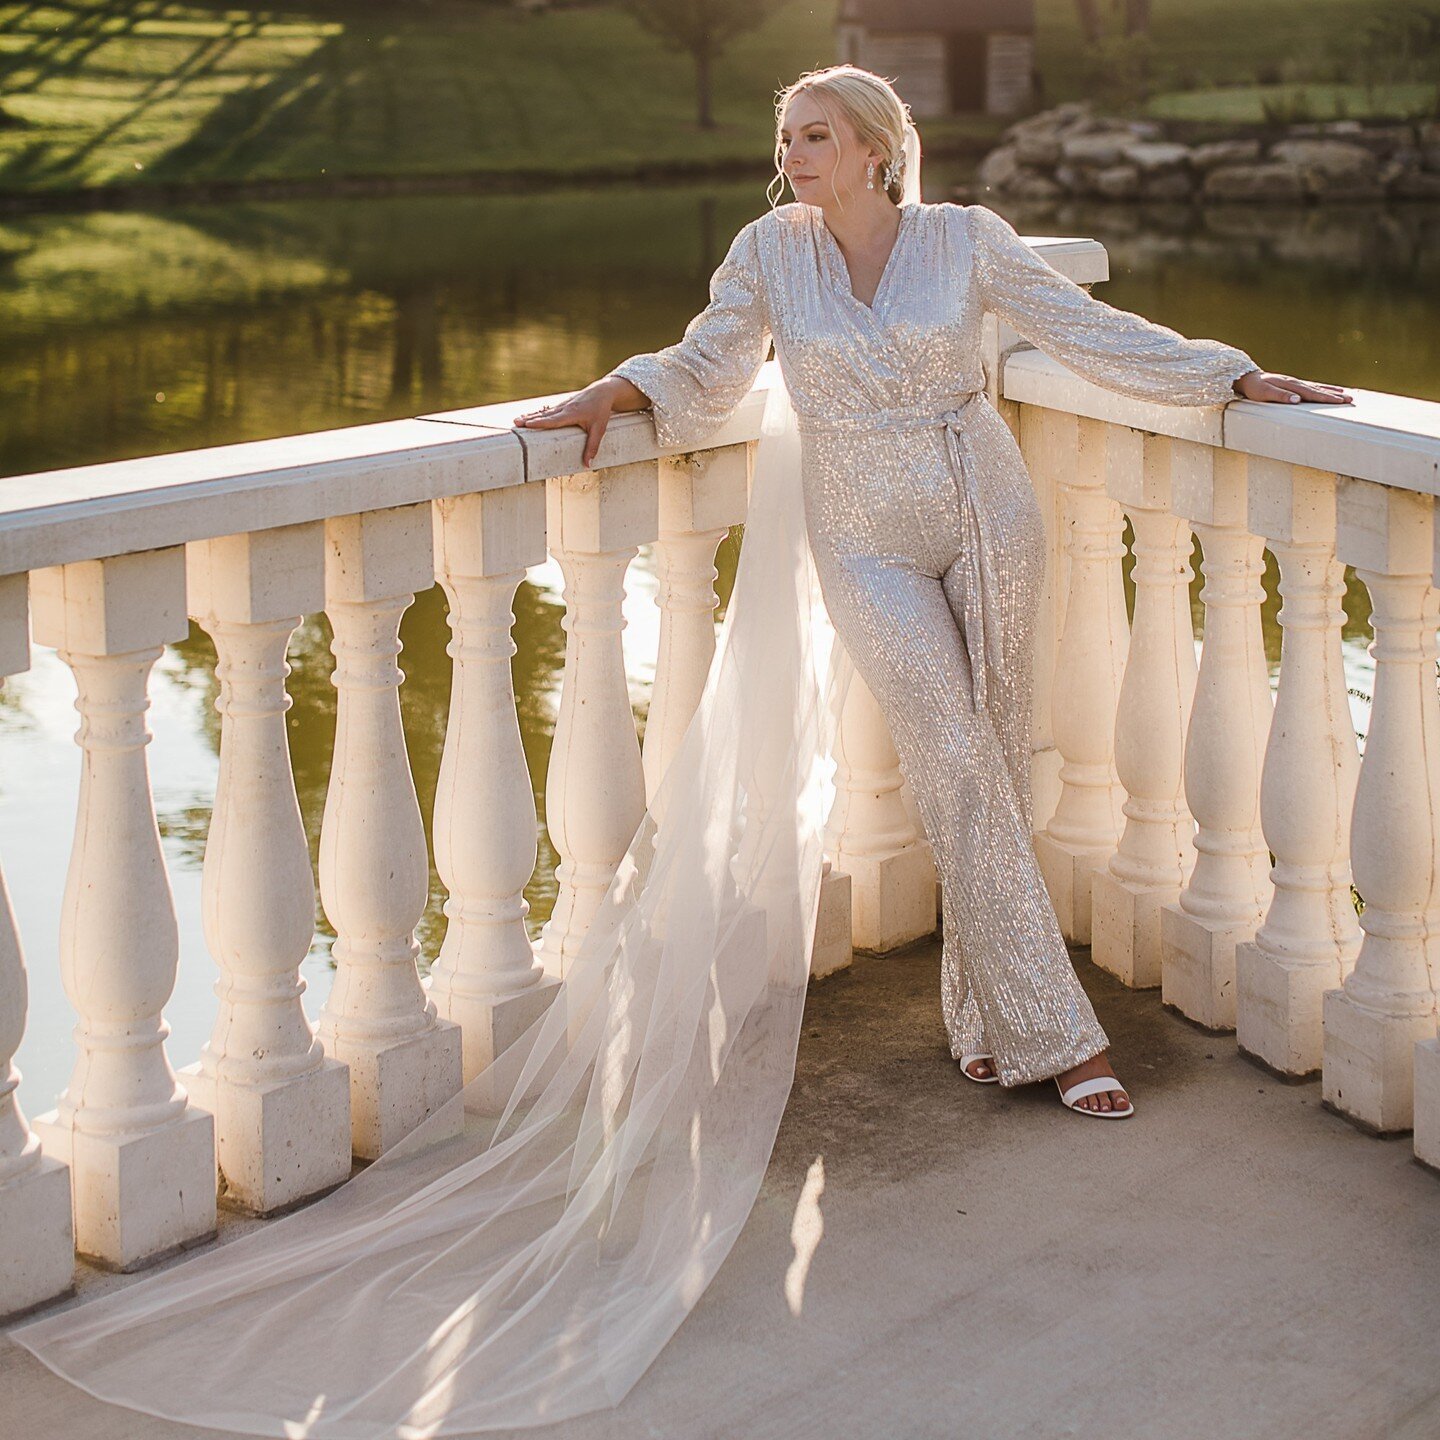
[1145,83,1437,125]
[1033,0,1426,109]
[1,0,1430,197]
[0,0,859,193]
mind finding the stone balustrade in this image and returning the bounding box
[1002,338,1440,1160]
[3,233,1439,1325]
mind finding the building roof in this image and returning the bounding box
[838,0,1035,31]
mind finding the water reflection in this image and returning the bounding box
[3,183,1433,1105]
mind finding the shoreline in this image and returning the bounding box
[0,140,991,218]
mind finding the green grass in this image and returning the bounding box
[0,0,850,193]
[1032,0,1424,108]
[1145,82,1437,124]
[1,0,1430,197]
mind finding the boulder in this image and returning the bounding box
[1053,163,1089,195]
[1341,125,1417,156]
[1123,141,1191,173]
[1093,164,1141,200]
[1014,130,1063,167]
[1008,170,1064,200]
[977,145,1021,191]
[1142,170,1195,201]
[1061,132,1129,167]
[1202,163,1306,203]
[1390,169,1440,200]
[1269,138,1375,195]
[1190,139,1262,171]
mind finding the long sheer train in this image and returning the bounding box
[12,363,857,1437]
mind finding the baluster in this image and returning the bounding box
[1035,416,1130,944]
[1162,449,1273,1029]
[1324,482,1440,1133]
[1016,401,1067,834]
[30,550,216,1270]
[319,507,462,1159]
[643,445,748,804]
[825,666,937,953]
[429,485,559,1083]
[538,461,657,980]
[1092,429,1197,988]
[1415,498,1440,1169]
[181,527,351,1213]
[1235,463,1360,1076]
[0,574,74,1317]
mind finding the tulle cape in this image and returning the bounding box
[13,123,925,1438]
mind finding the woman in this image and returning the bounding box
[13,67,1352,1437]
[516,65,1352,1117]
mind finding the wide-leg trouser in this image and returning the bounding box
[801,400,1108,1087]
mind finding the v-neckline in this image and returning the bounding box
[816,201,916,315]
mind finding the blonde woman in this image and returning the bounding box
[517,64,1351,1117]
[14,65,1354,1436]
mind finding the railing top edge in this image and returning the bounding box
[0,382,776,578]
[1002,349,1440,495]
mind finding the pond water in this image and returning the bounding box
[3,175,1435,1107]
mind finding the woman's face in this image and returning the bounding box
[778,90,879,210]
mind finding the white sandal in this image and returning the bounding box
[959,1052,1000,1084]
[1055,1075,1134,1118]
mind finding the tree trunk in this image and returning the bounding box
[1124,0,1152,37]
[695,45,714,129]
[1074,0,1104,45]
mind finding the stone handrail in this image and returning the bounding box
[4,230,1438,1325]
[999,343,1440,1173]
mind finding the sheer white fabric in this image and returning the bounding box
[15,356,858,1440]
[11,130,931,1438]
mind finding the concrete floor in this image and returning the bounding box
[5,940,1440,1440]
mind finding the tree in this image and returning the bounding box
[622,0,782,129]
[1074,0,1151,41]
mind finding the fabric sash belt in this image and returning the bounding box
[797,391,998,713]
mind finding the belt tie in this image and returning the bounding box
[800,393,998,713]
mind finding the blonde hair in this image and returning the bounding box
[769,64,913,210]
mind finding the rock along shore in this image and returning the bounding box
[974,101,1440,204]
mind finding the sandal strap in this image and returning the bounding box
[1059,1076,1131,1107]
[960,1052,994,1068]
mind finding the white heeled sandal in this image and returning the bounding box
[1055,1075,1134,1118]
[959,1052,999,1084]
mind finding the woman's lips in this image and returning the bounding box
[791,174,816,183]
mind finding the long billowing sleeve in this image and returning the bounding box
[968,204,1258,408]
[610,219,773,450]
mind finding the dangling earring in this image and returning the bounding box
[866,160,875,191]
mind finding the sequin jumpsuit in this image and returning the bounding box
[613,201,1257,1086]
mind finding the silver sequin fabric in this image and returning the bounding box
[613,200,1256,1086]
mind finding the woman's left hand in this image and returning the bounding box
[1233,369,1354,405]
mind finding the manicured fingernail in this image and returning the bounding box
[1288,394,1300,402]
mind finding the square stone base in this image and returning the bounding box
[1322,990,1431,1135]
[1091,872,1176,990]
[811,868,854,980]
[1034,835,1111,946]
[34,1106,216,1272]
[1235,942,1337,1080]
[432,976,563,1086]
[1412,1038,1440,1170]
[1161,906,1249,1032]
[0,1155,74,1320]
[328,1019,464,1160]
[182,1056,352,1216]
[848,842,937,954]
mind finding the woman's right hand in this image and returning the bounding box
[513,375,648,469]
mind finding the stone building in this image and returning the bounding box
[836,0,1037,118]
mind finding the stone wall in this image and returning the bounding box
[975,101,1440,203]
